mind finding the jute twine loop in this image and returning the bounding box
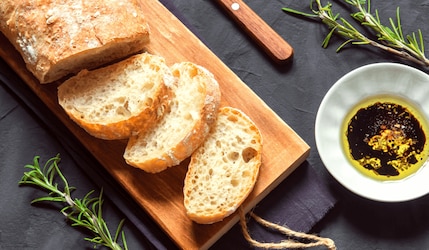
[238,207,336,249]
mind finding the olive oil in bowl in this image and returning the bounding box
[342,95,429,181]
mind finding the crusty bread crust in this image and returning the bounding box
[0,0,150,83]
[58,53,173,140]
[183,107,262,224]
[124,62,221,173]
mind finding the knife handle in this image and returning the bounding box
[217,0,293,63]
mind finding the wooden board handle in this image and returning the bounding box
[217,0,293,63]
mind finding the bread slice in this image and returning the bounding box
[0,0,150,83]
[124,62,221,173]
[58,52,173,140]
[183,107,262,224]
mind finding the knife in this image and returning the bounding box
[217,0,293,63]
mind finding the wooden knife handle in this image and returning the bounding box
[217,0,293,63]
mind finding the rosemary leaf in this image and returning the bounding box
[337,39,354,52]
[31,196,65,203]
[281,7,318,17]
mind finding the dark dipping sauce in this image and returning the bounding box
[344,96,429,181]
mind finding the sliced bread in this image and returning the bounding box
[123,62,221,173]
[58,52,173,140]
[0,0,150,83]
[183,106,262,224]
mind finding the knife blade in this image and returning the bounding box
[217,0,293,63]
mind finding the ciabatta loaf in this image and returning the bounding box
[183,107,262,224]
[0,0,150,83]
[124,62,221,173]
[58,53,173,140]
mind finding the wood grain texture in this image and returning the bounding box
[0,1,309,249]
[217,0,294,63]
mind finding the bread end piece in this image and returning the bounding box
[58,52,173,140]
[124,62,221,173]
[1,0,150,83]
[183,106,262,224]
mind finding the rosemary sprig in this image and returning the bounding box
[19,154,128,250]
[282,0,429,67]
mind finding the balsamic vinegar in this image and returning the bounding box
[342,95,429,181]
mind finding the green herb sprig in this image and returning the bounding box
[282,0,429,67]
[19,154,128,250]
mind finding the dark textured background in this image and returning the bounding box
[2,0,429,249]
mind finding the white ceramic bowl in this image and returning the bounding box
[315,63,429,202]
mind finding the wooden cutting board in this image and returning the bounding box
[0,1,309,249]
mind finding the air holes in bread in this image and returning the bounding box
[242,147,257,163]
[189,67,198,77]
[116,105,131,117]
[242,170,251,177]
[227,114,238,122]
[228,151,240,162]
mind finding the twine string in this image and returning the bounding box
[238,207,336,249]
